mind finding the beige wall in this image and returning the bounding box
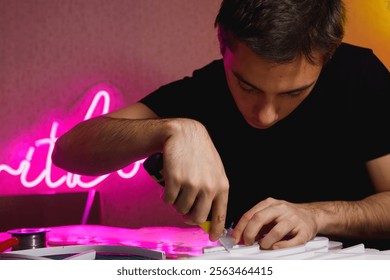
[0,0,222,228]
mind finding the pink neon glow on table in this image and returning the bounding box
[0,225,218,259]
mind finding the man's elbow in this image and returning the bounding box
[51,138,71,171]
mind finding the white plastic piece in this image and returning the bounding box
[64,249,96,260]
[2,244,165,260]
[195,236,390,260]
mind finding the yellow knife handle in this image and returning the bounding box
[199,221,211,233]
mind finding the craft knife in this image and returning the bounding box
[143,152,235,252]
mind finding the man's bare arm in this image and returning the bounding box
[316,153,390,240]
[313,191,390,240]
[52,102,163,175]
[52,102,229,241]
[52,116,173,176]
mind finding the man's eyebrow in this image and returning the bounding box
[233,71,316,94]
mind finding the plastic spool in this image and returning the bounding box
[7,228,50,251]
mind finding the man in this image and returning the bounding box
[52,0,390,250]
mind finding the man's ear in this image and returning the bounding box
[217,26,226,56]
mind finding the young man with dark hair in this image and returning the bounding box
[52,0,390,249]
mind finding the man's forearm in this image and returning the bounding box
[310,191,390,240]
[52,116,172,176]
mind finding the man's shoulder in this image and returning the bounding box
[337,42,373,54]
[331,42,374,64]
[323,42,382,79]
[191,59,224,77]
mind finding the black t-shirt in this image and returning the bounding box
[140,43,390,249]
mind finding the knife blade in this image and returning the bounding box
[218,226,235,252]
[200,221,235,252]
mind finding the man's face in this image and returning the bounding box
[223,41,323,129]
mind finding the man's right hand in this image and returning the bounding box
[161,118,229,241]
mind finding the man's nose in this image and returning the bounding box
[256,102,278,127]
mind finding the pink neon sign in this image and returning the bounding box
[0,88,143,189]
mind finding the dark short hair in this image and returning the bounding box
[215,0,346,64]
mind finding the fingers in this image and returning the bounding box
[232,198,275,243]
[162,177,229,242]
[162,178,215,220]
[209,191,229,241]
[233,198,316,250]
[269,233,309,249]
[179,185,229,242]
[161,177,181,205]
[182,192,212,225]
[171,184,199,215]
[258,220,295,249]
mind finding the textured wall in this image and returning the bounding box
[0,0,222,228]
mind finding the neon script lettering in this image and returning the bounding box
[0,90,143,189]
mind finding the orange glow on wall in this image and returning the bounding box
[343,0,390,70]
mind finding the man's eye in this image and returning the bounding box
[284,90,304,97]
[238,81,255,92]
